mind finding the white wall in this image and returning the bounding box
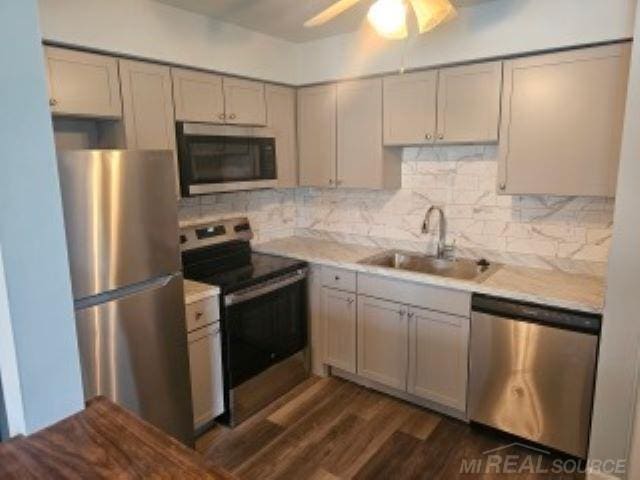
[0,0,84,434]
[296,0,637,84]
[37,0,299,84]
[589,3,640,476]
[37,0,636,85]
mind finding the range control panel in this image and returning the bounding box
[180,217,253,251]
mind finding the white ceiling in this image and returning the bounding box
[155,0,498,43]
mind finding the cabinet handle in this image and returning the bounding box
[195,312,204,320]
[218,113,226,120]
[425,133,432,140]
[328,179,334,186]
[334,276,340,281]
[437,134,444,140]
[407,312,415,320]
[499,182,506,191]
[347,298,355,306]
[229,113,237,120]
[49,98,58,107]
[398,310,406,317]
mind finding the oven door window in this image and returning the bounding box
[186,136,276,184]
[225,279,307,388]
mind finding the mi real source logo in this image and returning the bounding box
[459,443,627,476]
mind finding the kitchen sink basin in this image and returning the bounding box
[359,251,500,282]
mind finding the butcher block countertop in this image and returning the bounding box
[0,397,234,480]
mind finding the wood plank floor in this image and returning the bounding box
[197,376,585,480]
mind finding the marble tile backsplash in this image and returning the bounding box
[179,145,614,272]
[178,189,297,244]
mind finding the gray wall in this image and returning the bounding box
[589,3,640,475]
[0,379,8,441]
[0,0,84,433]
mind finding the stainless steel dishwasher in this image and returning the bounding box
[469,294,600,459]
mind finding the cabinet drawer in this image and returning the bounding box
[357,273,470,317]
[321,267,357,292]
[185,296,220,332]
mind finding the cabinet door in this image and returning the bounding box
[120,60,179,195]
[119,60,176,151]
[172,68,225,123]
[338,78,400,189]
[188,324,225,429]
[321,287,356,373]
[436,61,502,144]
[298,84,337,188]
[266,85,298,188]
[223,77,267,126]
[499,44,630,196]
[408,306,468,411]
[45,46,121,118]
[357,296,408,390]
[383,70,437,145]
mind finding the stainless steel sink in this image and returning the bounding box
[359,251,500,282]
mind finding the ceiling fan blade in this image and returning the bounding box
[409,0,457,33]
[304,0,364,27]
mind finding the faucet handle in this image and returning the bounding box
[442,239,457,260]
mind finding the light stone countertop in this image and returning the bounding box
[254,236,606,314]
[183,279,220,305]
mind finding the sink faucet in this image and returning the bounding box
[422,206,451,259]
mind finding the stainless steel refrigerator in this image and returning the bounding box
[57,150,193,446]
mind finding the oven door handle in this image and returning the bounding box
[224,268,307,307]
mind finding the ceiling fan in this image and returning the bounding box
[304,0,457,40]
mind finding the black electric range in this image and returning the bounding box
[182,239,306,295]
[180,217,309,427]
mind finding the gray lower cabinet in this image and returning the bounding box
[357,296,409,390]
[407,306,469,411]
[321,287,357,373]
[320,267,471,413]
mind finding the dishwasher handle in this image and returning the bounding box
[472,294,601,334]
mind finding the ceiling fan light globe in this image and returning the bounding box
[367,0,409,39]
[409,0,456,33]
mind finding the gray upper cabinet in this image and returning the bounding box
[338,78,401,189]
[172,69,266,126]
[266,85,298,188]
[383,71,437,146]
[119,60,178,195]
[298,84,337,188]
[498,44,630,196]
[437,62,502,144]
[172,68,225,123]
[383,62,502,146]
[45,46,122,118]
[223,78,266,126]
[119,60,176,152]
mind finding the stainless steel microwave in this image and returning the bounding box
[177,123,277,196]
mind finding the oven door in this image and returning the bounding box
[177,123,277,196]
[223,270,307,390]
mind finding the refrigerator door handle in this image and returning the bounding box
[75,274,178,311]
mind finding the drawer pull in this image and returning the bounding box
[195,312,204,320]
[334,276,340,281]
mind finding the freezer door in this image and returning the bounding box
[469,312,598,458]
[75,274,194,445]
[58,150,180,299]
